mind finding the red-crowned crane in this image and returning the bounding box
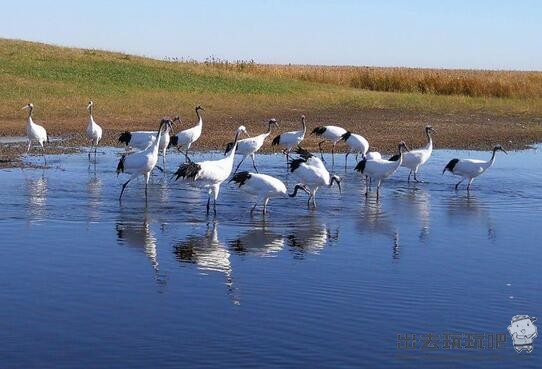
[271,115,307,168]
[173,126,248,215]
[355,141,409,198]
[229,171,309,214]
[22,103,48,165]
[224,118,278,173]
[311,125,347,166]
[388,126,435,182]
[442,145,507,191]
[289,147,341,208]
[169,105,204,162]
[116,118,171,203]
[85,101,103,161]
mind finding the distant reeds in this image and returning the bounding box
[178,58,542,99]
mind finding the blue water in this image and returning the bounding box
[0,146,541,368]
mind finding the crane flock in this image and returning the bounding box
[15,102,509,215]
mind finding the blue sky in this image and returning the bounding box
[1,0,540,70]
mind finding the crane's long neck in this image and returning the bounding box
[88,108,95,125]
[425,131,433,151]
[266,122,273,135]
[196,109,203,127]
[150,124,165,154]
[485,149,497,169]
[394,149,404,169]
[301,117,306,134]
[27,108,34,127]
[225,131,242,161]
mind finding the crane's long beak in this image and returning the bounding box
[502,148,508,155]
[21,106,28,110]
[243,130,250,138]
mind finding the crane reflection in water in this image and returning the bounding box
[173,221,240,304]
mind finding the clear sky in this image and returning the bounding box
[1,0,540,70]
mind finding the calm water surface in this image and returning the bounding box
[0,146,541,368]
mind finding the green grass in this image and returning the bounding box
[1,37,541,122]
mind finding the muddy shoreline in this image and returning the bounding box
[2,107,541,168]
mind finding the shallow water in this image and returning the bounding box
[1,146,541,368]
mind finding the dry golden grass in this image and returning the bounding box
[187,58,542,99]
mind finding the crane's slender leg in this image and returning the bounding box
[414,171,422,183]
[331,143,336,167]
[376,181,381,201]
[206,194,211,215]
[144,172,150,205]
[408,170,412,182]
[213,186,219,216]
[283,149,289,170]
[312,189,318,208]
[119,174,137,202]
[94,145,98,160]
[162,148,167,170]
[263,198,269,214]
[41,144,47,165]
[250,203,257,215]
[26,140,32,154]
[88,144,92,161]
[455,178,465,190]
[318,140,326,161]
[466,178,473,191]
[234,156,246,174]
[345,152,349,171]
[250,154,258,173]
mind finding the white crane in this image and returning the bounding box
[118,118,176,168]
[355,141,408,198]
[271,115,307,167]
[289,147,342,208]
[388,125,434,182]
[22,103,48,165]
[169,105,204,162]
[311,125,347,166]
[85,101,103,161]
[116,118,170,203]
[341,131,369,169]
[229,171,309,214]
[224,118,279,173]
[173,126,247,215]
[442,145,507,190]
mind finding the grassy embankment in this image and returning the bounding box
[1,38,541,161]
